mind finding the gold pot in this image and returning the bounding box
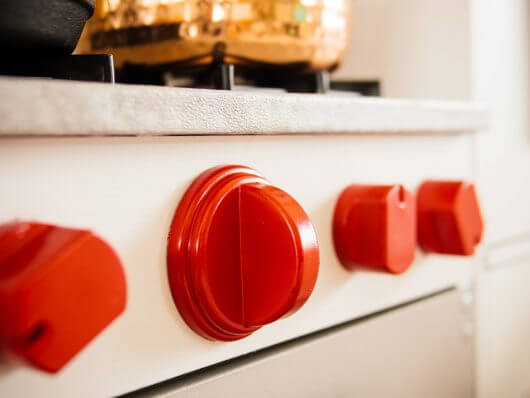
[77,0,351,71]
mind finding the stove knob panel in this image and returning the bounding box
[333,184,416,274]
[417,181,484,255]
[0,222,126,373]
[167,165,319,341]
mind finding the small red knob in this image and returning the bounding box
[417,181,484,255]
[167,165,319,341]
[333,185,416,274]
[0,222,126,373]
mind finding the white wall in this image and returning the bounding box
[333,0,471,100]
[471,0,530,243]
[471,1,530,397]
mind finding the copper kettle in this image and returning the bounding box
[77,0,350,72]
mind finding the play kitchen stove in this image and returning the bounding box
[0,1,486,397]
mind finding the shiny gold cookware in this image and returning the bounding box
[77,0,350,71]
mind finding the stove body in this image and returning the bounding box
[0,78,484,397]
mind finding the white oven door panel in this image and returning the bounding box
[139,289,473,398]
[0,134,474,397]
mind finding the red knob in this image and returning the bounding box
[417,181,484,255]
[167,165,319,341]
[0,222,126,373]
[333,185,416,274]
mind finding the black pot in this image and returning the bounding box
[0,0,95,55]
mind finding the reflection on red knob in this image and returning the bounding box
[417,181,484,255]
[333,185,416,274]
[167,165,319,341]
[0,222,126,373]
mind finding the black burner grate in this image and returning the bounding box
[118,61,380,95]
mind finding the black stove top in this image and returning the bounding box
[0,53,379,96]
[0,56,379,95]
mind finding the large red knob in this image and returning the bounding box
[333,184,416,274]
[417,181,484,255]
[0,222,126,373]
[167,165,319,341]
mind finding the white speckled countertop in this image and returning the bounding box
[0,77,487,136]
